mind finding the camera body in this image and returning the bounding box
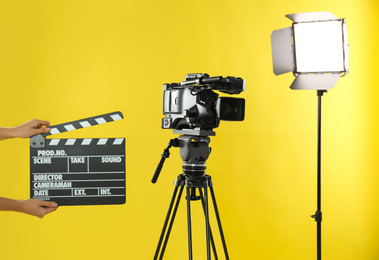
[161,73,246,134]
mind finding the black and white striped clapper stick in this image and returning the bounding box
[30,111,126,206]
[43,111,124,137]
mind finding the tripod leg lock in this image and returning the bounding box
[174,174,186,187]
[206,175,213,187]
[311,211,322,222]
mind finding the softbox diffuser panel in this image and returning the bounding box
[293,21,345,73]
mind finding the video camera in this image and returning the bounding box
[161,73,246,135]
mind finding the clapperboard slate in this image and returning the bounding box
[30,111,125,206]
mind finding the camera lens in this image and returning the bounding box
[217,97,245,121]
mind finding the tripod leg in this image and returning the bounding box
[186,187,193,260]
[199,188,218,260]
[154,175,184,260]
[209,184,230,260]
[159,185,185,260]
[204,187,212,260]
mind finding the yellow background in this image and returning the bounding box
[0,0,378,259]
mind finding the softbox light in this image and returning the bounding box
[271,11,349,90]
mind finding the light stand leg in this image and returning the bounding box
[317,91,322,260]
[311,90,326,260]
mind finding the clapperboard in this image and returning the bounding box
[30,111,125,206]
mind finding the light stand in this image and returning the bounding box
[271,11,349,259]
[152,134,229,260]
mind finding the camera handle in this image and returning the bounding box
[151,138,180,183]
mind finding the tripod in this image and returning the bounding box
[152,134,229,260]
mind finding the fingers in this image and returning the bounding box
[39,200,58,208]
[13,119,51,138]
[31,119,51,128]
[18,199,58,218]
[42,205,59,216]
[38,201,59,218]
[33,126,51,135]
[30,119,51,135]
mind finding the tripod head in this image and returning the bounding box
[151,135,211,185]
